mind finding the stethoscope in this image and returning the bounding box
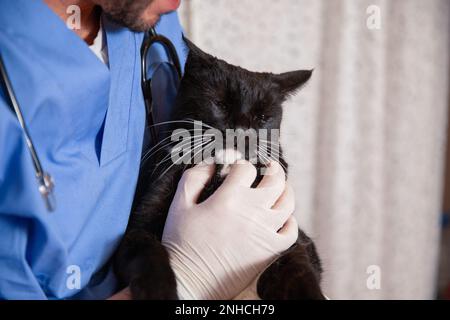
[0,27,182,212]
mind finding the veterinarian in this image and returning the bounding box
[0,0,298,299]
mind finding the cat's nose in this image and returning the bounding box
[232,128,258,161]
[235,117,251,129]
[233,128,258,146]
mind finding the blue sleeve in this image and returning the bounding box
[0,90,47,299]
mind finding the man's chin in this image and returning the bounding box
[104,0,181,32]
[136,14,162,31]
[105,13,161,32]
[135,0,181,31]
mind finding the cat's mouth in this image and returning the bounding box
[213,148,247,177]
[214,148,244,164]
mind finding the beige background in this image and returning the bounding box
[178,0,450,299]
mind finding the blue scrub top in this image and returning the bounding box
[0,0,187,299]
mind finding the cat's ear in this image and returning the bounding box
[272,69,313,96]
[182,35,211,62]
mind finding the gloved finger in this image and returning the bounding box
[221,160,257,189]
[272,183,295,212]
[273,215,299,252]
[254,161,286,208]
[176,161,216,206]
[264,184,295,230]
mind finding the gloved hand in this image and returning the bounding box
[161,160,298,300]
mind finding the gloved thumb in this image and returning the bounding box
[176,161,216,206]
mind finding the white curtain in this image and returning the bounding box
[179,0,450,299]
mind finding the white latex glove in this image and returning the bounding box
[161,160,298,300]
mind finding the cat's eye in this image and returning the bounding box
[255,114,268,124]
[214,99,226,109]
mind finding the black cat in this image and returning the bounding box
[114,39,325,300]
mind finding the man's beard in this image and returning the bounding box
[101,0,156,32]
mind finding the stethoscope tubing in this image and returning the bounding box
[141,28,182,144]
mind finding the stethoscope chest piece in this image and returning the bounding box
[0,54,56,212]
[38,173,55,212]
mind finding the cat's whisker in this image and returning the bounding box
[260,154,287,173]
[150,135,213,174]
[143,120,215,160]
[158,129,219,138]
[258,139,281,147]
[153,141,196,168]
[258,147,281,156]
[259,148,282,161]
[141,143,177,168]
[141,132,214,166]
[258,141,282,156]
[141,119,217,162]
[258,142,281,156]
[154,135,215,167]
[257,148,287,173]
[179,141,216,176]
[146,119,216,135]
[257,150,272,165]
[187,140,215,166]
[141,140,176,164]
[274,159,288,173]
[258,151,285,172]
[159,128,206,135]
[141,134,180,163]
[270,157,287,173]
[157,142,211,180]
[178,140,215,176]
[146,119,210,129]
[156,139,214,180]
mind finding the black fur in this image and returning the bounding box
[114,38,325,300]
